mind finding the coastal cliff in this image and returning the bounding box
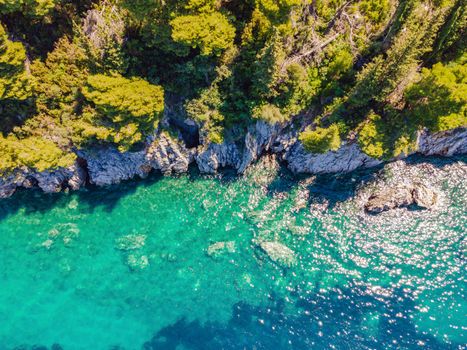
[1,122,466,199]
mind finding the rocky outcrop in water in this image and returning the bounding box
[364,183,438,214]
[362,161,440,214]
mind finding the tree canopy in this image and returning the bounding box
[0,0,465,172]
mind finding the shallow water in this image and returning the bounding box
[0,157,465,350]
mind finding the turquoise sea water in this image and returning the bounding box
[0,157,465,350]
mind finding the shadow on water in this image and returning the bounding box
[0,154,465,222]
[299,154,466,210]
[0,170,164,222]
[142,284,459,350]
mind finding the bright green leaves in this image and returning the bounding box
[405,56,467,132]
[0,0,58,17]
[358,0,390,25]
[31,37,90,119]
[299,124,341,153]
[170,12,236,56]
[170,0,235,57]
[0,24,31,100]
[81,74,165,151]
[256,0,300,24]
[0,23,33,131]
[357,112,385,159]
[0,134,76,173]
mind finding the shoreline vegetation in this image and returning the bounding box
[0,0,466,192]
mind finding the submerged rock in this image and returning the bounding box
[126,254,149,270]
[206,241,236,257]
[115,234,146,251]
[257,241,296,267]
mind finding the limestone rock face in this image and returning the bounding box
[78,148,149,186]
[237,121,283,174]
[258,241,296,267]
[0,122,465,198]
[418,128,467,156]
[0,173,20,198]
[285,142,382,174]
[146,133,195,175]
[0,162,86,198]
[196,142,241,174]
[196,121,285,174]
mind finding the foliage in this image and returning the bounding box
[0,0,58,17]
[358,0,390,25]
[0,0,465,172]
[357,112,385,159]
[299,124,341,153]
[405,56,467,132]
[170,12,236,56]
[0,23,32,131]
[81,74,164,151]
[0,134,75,173]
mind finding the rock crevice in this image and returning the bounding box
[1,124,466,198]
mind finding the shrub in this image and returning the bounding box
[81,74,164,151]
[170,12,236,56]
[405,57,467,132]
[0,135,76,173]
[357,112,385,159]
[299,124,341,153]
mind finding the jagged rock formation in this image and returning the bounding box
[418,128,467,156]
[365,183,438,214]
[361,161,442,214]
[0,124,466,199]
[146,133,195,175]
[0,163,86,198]
[285,142,382,174]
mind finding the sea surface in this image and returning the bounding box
[0,156,465,350]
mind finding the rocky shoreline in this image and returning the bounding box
[0,121,466,199]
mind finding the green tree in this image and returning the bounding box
[170,12,236,56]
[299,124,341,153]
[0,134,75,173]
[81,74,164,151]
[0,23,32,131]
[0,0,58,17]
[405,56,467,132]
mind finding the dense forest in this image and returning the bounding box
[0,0,465,173]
